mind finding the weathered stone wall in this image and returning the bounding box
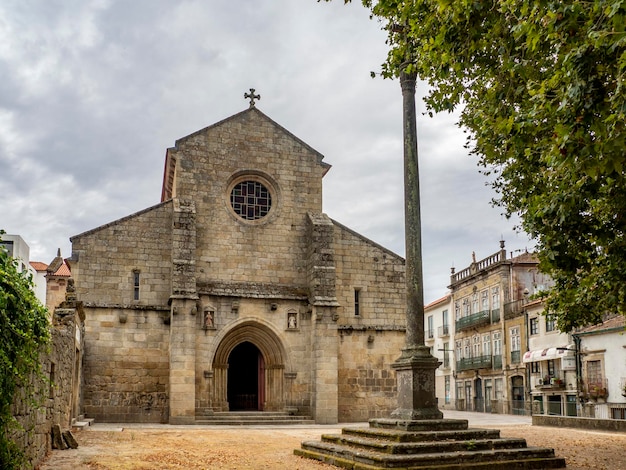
[11,306,83,469]
[332,221,406,328]
[170,109,325,289]
[70,201,173,306]
[81,306,170,423]
[332,223,407,421]
[533,414,626,432]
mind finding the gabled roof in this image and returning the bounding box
[30,261,48,272]
[51,262,71,277]
[425,294,451,309]
[576,314,625,335]
[161,107,331,202]
[47,249,71,277]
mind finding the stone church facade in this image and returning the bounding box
[69,106,406,424]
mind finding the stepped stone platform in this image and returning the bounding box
[195,411,315,426]
[295,418,566,469]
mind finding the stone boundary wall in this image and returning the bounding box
[532,414,626,433]
[11,306,83,469]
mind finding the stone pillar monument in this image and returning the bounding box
[388,69,443,421]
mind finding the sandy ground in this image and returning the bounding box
[37,422,626,470]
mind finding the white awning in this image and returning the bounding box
[522,346,574,363]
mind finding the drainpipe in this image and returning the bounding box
[572,333,582,411]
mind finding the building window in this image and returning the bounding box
[547,359,557,377]
[481,290,489,312]
[491,286,500,309]
[472,335,480,357]
[442,309,449,333]
[354,288,360,316]
[611,408,626,420]
[492,331,502,356]
[463,298,470,317]
[587,360,602,385]
[510,326,521,363]
[530,317,539,335]
[482,334,491,356]
[455,301,461,320]
[464,338,470,359]
[531,362,540,374]
[427,315,434,338]
[443,342,450,368]
[472,292,479,313]
[133,270,140,301]
[230,180,272,220]
[510,326,520,351]
[444,376,451,404]
[545,315,556,332]
[456,340,462,360]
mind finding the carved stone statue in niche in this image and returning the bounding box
[204,308,214,329]
[288,312,297,329]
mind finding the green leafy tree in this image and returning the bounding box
[334,0,626,331]
[0,233,50,469]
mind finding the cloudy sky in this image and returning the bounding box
[0,0,533,304]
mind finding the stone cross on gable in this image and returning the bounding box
[244,88,260,108]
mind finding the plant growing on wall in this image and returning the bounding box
[0,232,50,469]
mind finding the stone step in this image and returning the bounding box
[296,442,566,469]
[370,418,470,432]
[71,417,95,430]
[195,411,314,425]
[343,427,502,443]
[296,419,565,469]
[196,419,316,426]
[321,434,528,455]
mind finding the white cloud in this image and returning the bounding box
[0,0,531,304]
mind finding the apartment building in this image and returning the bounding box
[449,241,552,414]
[424,294,454,409]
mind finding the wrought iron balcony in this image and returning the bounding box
[456,355,494,371]
[455,310,490,332]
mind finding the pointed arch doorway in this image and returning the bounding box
[227,341,265,411]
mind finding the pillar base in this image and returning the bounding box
[390,346,443,420]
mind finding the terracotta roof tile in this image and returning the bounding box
[52,262,71,277]
[578,315,625,334]
[425,293,451,309]
[30,261,48,271]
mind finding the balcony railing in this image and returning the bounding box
[510,350,521,364]
[455,310,490,332]
[493,354,502,369]
[438,324,450,337]
[456,355,494,371]
[426,329,435,340]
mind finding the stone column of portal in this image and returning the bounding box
[390,70,443,421]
